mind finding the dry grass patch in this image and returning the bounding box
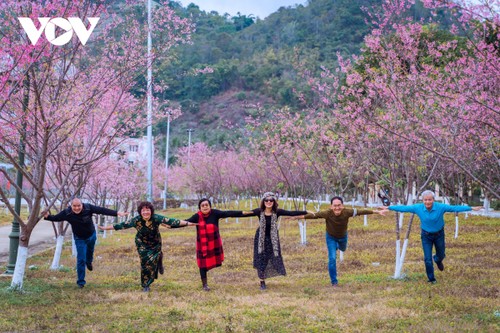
[0,209,498,332]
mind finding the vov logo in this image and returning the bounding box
[18,17,100,46]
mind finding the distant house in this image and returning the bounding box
[111,137,153,166]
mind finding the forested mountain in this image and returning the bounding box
[146,0,443,159]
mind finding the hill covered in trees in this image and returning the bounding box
[138,0,449,160]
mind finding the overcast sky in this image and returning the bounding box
[178,0,308,19]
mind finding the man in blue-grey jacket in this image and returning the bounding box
[44,198,128,288]
[383,190,481,283]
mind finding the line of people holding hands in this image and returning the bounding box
[43,190,481,292]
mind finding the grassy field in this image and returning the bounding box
[0,208,29,227]
[0,205,498,332]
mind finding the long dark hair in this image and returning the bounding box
[137,201,155,216]
[260,197,278,212]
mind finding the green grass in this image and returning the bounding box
[0,206,498,332]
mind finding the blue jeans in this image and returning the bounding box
[74,231,97,286]
[420,228,445,282]
[325,232,348,284]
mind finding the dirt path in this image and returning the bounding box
[0,220,71,264]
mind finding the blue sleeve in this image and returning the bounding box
[440,204,472,213]
[388,205,417,213]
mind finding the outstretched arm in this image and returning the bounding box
[376,207,389,216]
[241,208,259,217]
[43,209,67,222]
[217,210,246,218]
[97,225,114,231]
[162,217,197,228]
[277,208,308,217]
[290,210,325,220]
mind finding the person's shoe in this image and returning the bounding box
[260,281,267,290]
[78,284,84,289]
[436,261,444,271]
[202,284,210,292]
[142,287,150,292]
[332,282,339,287]
[86,262,93,271]
[428,279,437,284]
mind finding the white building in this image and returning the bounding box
[111,136,153,165]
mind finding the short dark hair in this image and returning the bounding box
[137,201,154,216]
[198,198,211,209]
[330,196,343,204]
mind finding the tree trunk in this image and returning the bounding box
[10,246,28,290]
[395,214,415,277]
[50,235,65,270]
[393,212,401,278]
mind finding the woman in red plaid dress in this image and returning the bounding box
[186,198,244,291]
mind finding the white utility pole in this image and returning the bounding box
[163,112,171,210]
[146,0,153,201]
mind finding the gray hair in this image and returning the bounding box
[421,190,435,199]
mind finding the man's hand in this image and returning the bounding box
[376,207,389,215]
[117,211,128,217]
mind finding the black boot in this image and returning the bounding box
[260,280,266,290]
[202,277,210,291]
[158,253,164,275]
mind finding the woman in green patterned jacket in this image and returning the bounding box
[99,201,196,292]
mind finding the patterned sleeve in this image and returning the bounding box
[159,214,181,227]
[113,215,139,230]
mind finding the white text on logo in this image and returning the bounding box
[18,17,100,46]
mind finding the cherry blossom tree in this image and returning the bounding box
[300,0,499,277]
[0,0,192,289]
[338,0,499,198]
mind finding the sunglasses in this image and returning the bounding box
[264,198,275,202]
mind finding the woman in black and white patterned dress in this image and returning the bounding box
[243,192,307,290]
